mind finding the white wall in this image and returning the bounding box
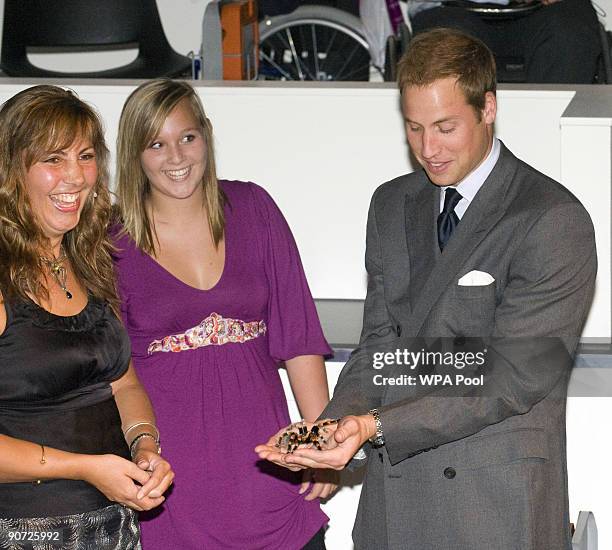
[3,81,608,336]
[594,0,612,29]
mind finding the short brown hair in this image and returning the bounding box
[397,28,496,113]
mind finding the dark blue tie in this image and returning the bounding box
[437,188,462,251]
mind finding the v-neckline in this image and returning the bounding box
[143,233,228,293]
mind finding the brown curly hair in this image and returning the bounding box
[0,85,119,313]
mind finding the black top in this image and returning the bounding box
[0,296,131,518]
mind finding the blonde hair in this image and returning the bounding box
[0,84,119,312]
[115,79,225,254]
[397,28,496,118]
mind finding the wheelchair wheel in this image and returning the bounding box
[259,6,376,81]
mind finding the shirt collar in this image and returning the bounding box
[454,137,500,202]
[440,137,501,213]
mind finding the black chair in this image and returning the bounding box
[440,1,612,83]
[425,0,544,82]
[0,0,192,78]
[383,2,541,82]
[389,0,611,84]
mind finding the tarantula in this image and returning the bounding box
[275,419,339,453]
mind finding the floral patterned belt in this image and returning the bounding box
[147,312,267,355]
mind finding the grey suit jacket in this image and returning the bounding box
[324,143,597,550]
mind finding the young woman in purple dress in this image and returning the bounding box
[112,79,335,549]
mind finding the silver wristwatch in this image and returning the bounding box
[368,408,385,447]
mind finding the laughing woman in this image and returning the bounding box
[112,79,334,549]
[0,86,173,549]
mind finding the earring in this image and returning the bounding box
[93,192,98,199]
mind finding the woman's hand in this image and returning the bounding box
[80,454,167,511]
[300,468,339,501]
[131,447,175,500]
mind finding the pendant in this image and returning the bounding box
[40,248,74,300]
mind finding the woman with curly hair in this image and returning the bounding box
[0,85,173,549]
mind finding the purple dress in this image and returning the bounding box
[113,181,331,549]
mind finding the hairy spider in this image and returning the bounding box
[275,419,339,453]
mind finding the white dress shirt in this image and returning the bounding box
[439,137,501,220]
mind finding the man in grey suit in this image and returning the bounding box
[257,28,596,550]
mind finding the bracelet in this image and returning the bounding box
[129,432,161,459]
[368,409,386,447]
[33,444,46,486]
[123,422,160,443]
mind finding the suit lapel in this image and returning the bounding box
[403,143,519,337]
[405,184,438,309]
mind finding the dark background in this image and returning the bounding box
[258,0,359,17]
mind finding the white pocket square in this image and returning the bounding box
[458,270,495,286]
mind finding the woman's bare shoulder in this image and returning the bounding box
[0,292,6,336]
